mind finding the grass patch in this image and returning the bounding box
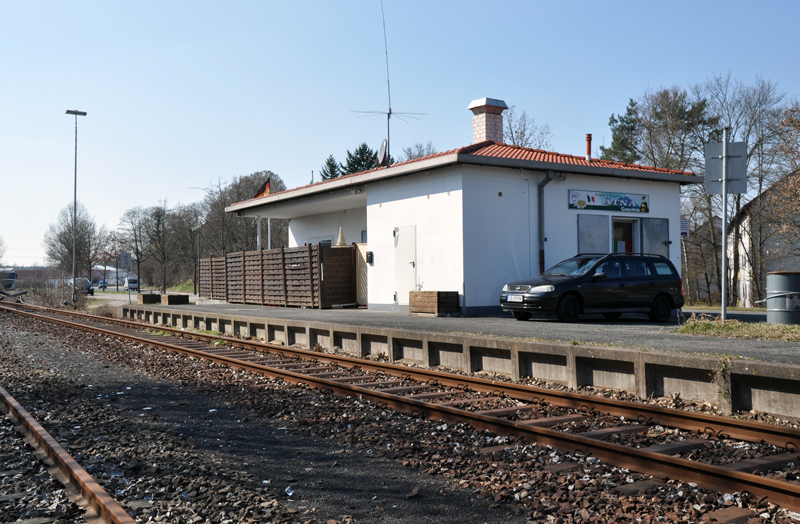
[169,280,195,293]
[682,305,766,312]
[676,314,800,341]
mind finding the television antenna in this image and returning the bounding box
[352,0,426,165]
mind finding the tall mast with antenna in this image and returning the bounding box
[381,0,392,160]
[352,0,426,165]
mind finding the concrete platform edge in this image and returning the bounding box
[120,304,800,419]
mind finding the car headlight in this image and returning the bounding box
[530,285,554,293]
[502,284,509,292]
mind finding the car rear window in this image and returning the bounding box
[651,261,676,275]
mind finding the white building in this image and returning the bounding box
[227,98,700,315]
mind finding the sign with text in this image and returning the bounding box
[705,141,747,194]
[120,252,132,270]
[569,190,649,213]
[680,219,690,238]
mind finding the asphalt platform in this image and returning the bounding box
[136,301,800,367]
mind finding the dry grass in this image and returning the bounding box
[676,313,800,342]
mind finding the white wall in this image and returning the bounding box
[542,174,683,274]
[288,208,366,248]
[461,166,538,311]
[366,167,464,310]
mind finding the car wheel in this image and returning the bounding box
[648,295,672,322]
[556,294,580,323]
[602,312,622,321]
[512,311,532,321]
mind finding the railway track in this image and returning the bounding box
[3,301,800,517]
[0,384,136,523]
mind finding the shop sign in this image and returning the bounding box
[569,190,649,213]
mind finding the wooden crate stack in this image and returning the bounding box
[409,291,460,316]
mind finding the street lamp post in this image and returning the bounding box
[66,109,87,303]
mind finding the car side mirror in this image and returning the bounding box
[592,272,607,282]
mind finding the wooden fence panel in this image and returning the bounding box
[226,253,243,303]
[243,250,263,304]
[211,257,227,301]
[198,244,352,308]
[198,258,212,298]
[284,246,314,307]
[263,248,286,306]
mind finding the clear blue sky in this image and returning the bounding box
[2,0,798,266]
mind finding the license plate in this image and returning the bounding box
[507,295,523,302]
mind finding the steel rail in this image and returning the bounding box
[0,385,136,524]
[3,303,800,510]
[4,301,800,450]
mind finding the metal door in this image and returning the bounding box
[578,214,610,254]
[642,218,670,257]
[394,225,416,305]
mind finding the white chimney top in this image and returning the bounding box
[468,98,508,144]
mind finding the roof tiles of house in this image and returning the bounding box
[240,140,695,205]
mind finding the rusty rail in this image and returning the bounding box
[0,385,136,524]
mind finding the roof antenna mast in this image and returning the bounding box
[353,0,426,166]
[381,0,392,160]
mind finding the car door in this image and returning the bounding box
[583,260,626,309]
[623,258,656,307]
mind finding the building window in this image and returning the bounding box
[361,230,368,243]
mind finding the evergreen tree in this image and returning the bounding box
[319,155,341,180]
[600,99,641,164]
[342,143,378,175]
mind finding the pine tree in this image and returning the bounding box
[319,155,341,181]
[599,99,641,164]
[342,143,378,175]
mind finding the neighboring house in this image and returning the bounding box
[227,97,700,315]
[728,183,800,307]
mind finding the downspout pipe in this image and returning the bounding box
[538,170,553,274]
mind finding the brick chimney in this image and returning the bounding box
[468,97,508,144]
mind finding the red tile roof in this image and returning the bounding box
[234,141,695,207]
[456,141,694,175]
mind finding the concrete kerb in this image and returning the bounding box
[119,304,800,419]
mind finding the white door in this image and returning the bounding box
[394,225,416,305]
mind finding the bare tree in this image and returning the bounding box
[146,201,180,293]
[503,103,553,150]
[173,202,206,294]
[400,141,437,161]
[0,236,6,266]
[692,74,788,305]
[202,171,288,256]
[119,207,152,290]
[43,203,107,282]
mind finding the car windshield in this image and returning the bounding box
[543,258,599,276]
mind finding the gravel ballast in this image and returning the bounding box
[2,308,800,523]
